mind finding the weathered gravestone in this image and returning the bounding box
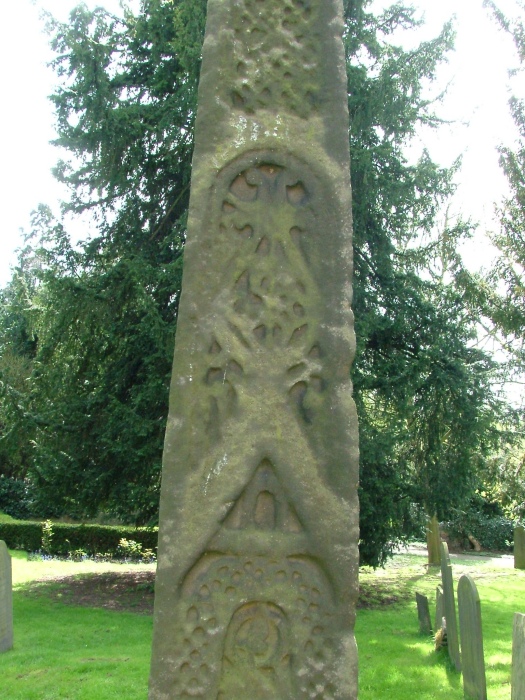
[458,575,487,700]
[416,592,432,636]
[441,542,461,671]
[512,613,525,700]
[148,0,359,698]
[427,514,441,567]
[514,525,525,569]
[435,584,444,635]
[0,541,13,653]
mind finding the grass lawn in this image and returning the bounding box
[1,552,154,700]
[358,551,523,699]
[0,548,522,698]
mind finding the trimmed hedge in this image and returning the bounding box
[0,520,158,557]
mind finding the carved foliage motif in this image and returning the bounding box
[205,158,326,428]
[231,0,320,117]
[171,155,340,697]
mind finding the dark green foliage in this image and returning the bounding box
[0,1,203,524]
[0,477,32,521]
[480,449,525,520]
[0,0,506,565]
[444,500,517,552]
[0,520,158,557]
[484,3,525,372]
[444,491,518,552]
[0,521,47,552]
[345,2,503,564]
[448,1,525,531]
[0,261,39,482]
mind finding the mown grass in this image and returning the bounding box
[358,551,523,699]
[9,549,155,585]
[1,552,155,700]
[0,548,522,699]
[3,595,152,700]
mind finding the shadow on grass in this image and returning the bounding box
[357,599,463,700]
[19,554,431,614]
[24,565,428,615]
[358,574,425,609]
[19,570,155,614]
[359,555,431,609]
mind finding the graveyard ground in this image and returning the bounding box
[0,548,522,699]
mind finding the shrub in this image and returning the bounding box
[117,538,143,560]
[0,521,42,551]
[93,552,114,562]
[0,476,32,520]
[115,538,157,562]
[41,520,54,554]
[68,549,87,562]
[444,508,517,551]
[0,520,158,557]
[141,548,156,563]
[0,476,65,521]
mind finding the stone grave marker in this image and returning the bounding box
[148,0,359,698]
[435,584,444,634]
[458,574,487,700]
[512,613,525,700]
[441,541,461,671]
[416,592,432,635]
[0,540,13,652]
[427,514,441,566]
[514,525,525,569]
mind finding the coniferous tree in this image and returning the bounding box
[0,0,506,562]
[476,2,525,359]
[447,0,525,522]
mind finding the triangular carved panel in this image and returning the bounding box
[223,460,303,534]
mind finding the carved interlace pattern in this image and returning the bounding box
[231,0,320,117]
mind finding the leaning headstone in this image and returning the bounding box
[0,541,13,652]
[416,592,432,635]
[458,575,487,700]
[514,525,525,569]
[441,541,461,671]
[512,613,525,700]
[148,1,359,698]
[435,584,445,634]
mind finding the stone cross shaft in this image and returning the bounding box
[148,0,359,698]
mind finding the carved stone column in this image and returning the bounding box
[149,1,359,697]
